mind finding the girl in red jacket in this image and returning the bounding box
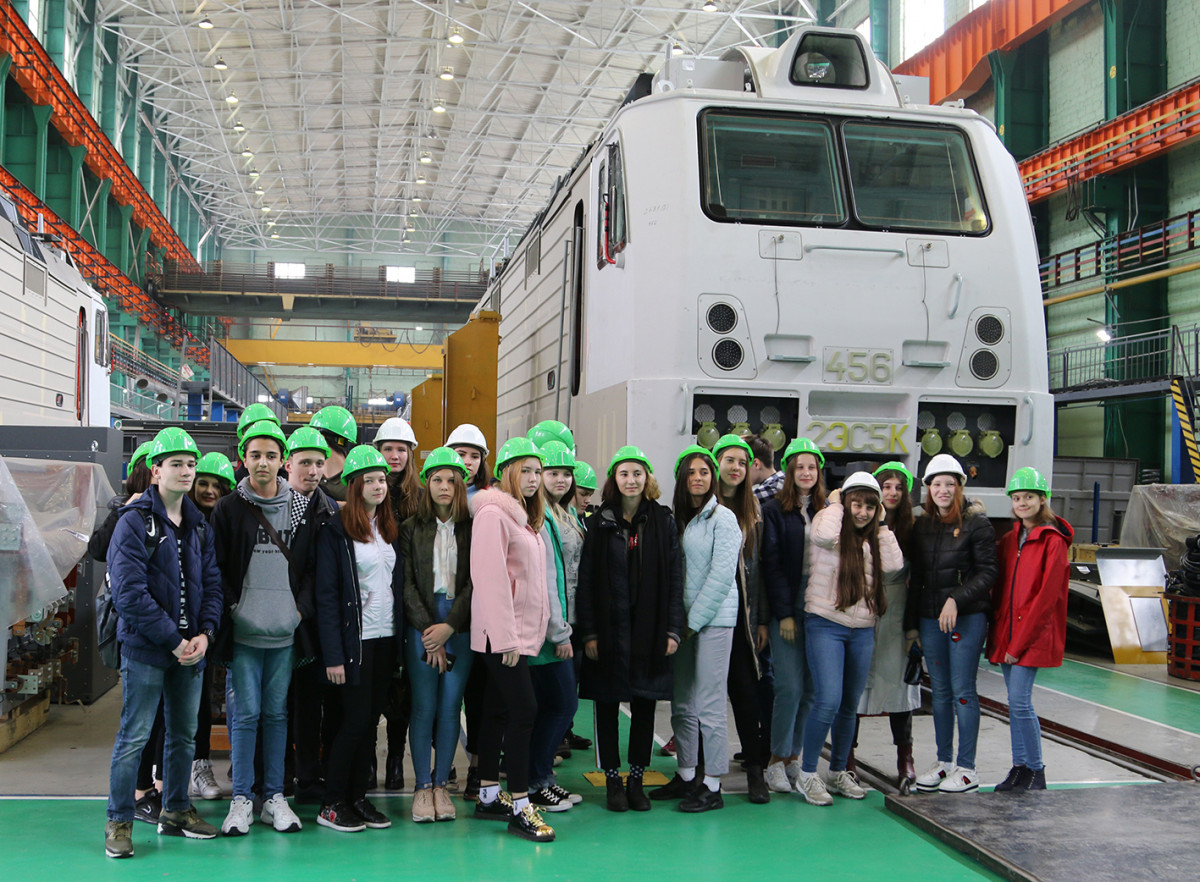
[988,467,1072,792]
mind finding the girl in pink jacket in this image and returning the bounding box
[795,472,903,806]
[468,441,554,843]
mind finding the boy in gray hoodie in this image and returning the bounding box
[211,420,305,837]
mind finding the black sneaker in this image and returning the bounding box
[605,776,628,812]
[555,738,572,760]
[508,805,555,842]
[473,790,514,821]
[626,776,651,812]
[158,807,219,839]
[353,797,392,829]
[679,785,724,813]
[133,789,162,824]
[993,765,1028,792]
[1025,768,1047,791]
[462,766,481,802]
[529,786,572,813]
[104,820,134,858]
[548,782,582,806]
[566,730,592,751]
[649,773,698,801]
[317,802,366,832]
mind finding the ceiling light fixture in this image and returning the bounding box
[255,186,265,195]
[672,43,684,56]
[409,209,418,216]
[214,56,228,70]
[416,174,426,184]
[702,1,718,11]
[412,195,422,202]
[271,232,279,238]
[439,66,455,81]
[198,16,214,29]
[432,101,446,113]
[225,92,239,105]
[248,168,260,177]
[406,223,415,232]
[420,152,432,163]
[261,205,271,213]
[448,28,464,45]
[241,148,253,158]
[233,120,245,133]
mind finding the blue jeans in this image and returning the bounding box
[769,617,814,758]
[529,659,579,791]
[227,644,294,799]
[406,597,475,789]
[1002,663,1043,770]
[800,615,874,774]
[108,655,203,821]
[920,612,987,769]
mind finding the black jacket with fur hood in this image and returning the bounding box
[905,498,997,632]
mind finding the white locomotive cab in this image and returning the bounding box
[486,27,1051,516]
[0,189,111,428]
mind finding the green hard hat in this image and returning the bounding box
[496,437,544,476]
[239,419,289,460]
[539,440,576,470]
[341,444,390,485]
[573,461,598,491]
[236,403,281,440]
[287,426,332,458]
[420,446,469,484]
[528,420,575,454]
[607,444,653,476]
[195,452,235,490]
[129,440,155,473]
[873,460,914,493]
[674,444,719,479]
[149,427,200,465]
[310,405,358,445]
[782,436,825,468]
[1007,466,1051,498]
[712,433,754,466]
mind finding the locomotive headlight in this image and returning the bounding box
[729,421,750,437]
[949,429,974,458]
[977,430,1004,459]
[921,428,943,457]
[697,421,721,449]
[762,422,786,452]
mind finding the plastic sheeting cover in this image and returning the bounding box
[1118,484,1200,572]
[0,455,114,628]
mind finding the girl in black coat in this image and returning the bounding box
[314,449,404,832]
[576,447,683,812]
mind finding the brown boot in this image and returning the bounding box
[897,743,916,794]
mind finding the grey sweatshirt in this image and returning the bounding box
[233,477,299,649]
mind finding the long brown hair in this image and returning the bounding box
[126,461,152,495]
[1014,492,1058,528]
[716,454,762,554]
[923,480,964,526]
[388,448,422,520]
[777,453,826,514]
[541,469,576,530]
[836,488,885,615]
[876,468,914,552]
[499,456,545,533]
[672,452,716,533]
[343,471,398,544]
[599,471,661,508]
[416,468,470,524]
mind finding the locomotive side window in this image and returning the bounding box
[597,142,628,269]
[789,33,869,89]
[94,306,109,368]
[843,122,989,235]
[700,111,845,226]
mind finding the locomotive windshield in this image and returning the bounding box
[700,110,989,235]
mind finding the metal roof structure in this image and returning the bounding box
[98,1,815,262]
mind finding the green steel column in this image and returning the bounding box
[76,1,99,114]
[113,202,133,272]
[99,31,120,144]
[1101,0,1166,118]
[90,178,112,252]
[133,226,150,284]
[987,34,1049,161]
[152,148,167,215]
[138,113,155,203]
[869,0,890,66]
[0,54,10,162]
[43,0,66,71]
[31,104,53,199]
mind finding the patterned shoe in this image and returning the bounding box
[938,766,979,793]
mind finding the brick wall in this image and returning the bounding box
[1047,4,1105,144]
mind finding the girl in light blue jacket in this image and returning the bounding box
[650,445,741,813]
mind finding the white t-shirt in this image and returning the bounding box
[355,525,396,640]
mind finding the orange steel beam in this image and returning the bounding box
[0,166,209,366]
[894,0,1091,106]
[0,0,200,272]
[1019,80,1200,204]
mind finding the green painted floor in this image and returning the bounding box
[1026,659,1200,734]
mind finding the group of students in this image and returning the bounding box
[99,405,1071,860]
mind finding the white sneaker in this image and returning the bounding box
[784,759,802,791]
[261,793,302,832]
[221,795,254,836]
[915,761,952,793]
[189,759,221,800]
[764,761,792,793]
[797,772,833,806]
[826,770,867,799]
[938,766,979,793]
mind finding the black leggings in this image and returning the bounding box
[727,630,768,767]
[852,711,913,749]
[593,697,656,771]
[462,653,488,757]
[323,637,396,805]
[478,653,537,795]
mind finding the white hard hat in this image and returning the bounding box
[445,423,490,457]
[375,417,418,448]
[841,471,881,496]
[923,453,968,485]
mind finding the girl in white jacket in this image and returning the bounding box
[795,472,902,806]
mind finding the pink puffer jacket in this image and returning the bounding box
[469,488,550,656]
[805,503,903,628]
